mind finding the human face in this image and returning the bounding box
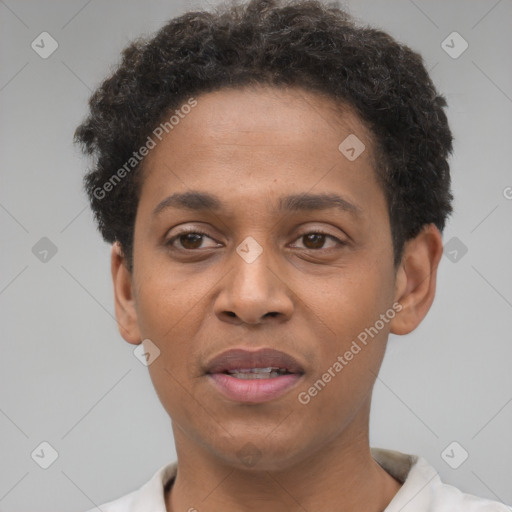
[120,86,398,470]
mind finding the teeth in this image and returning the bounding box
[228,367,278,374]
[228,370,284,379]
[226,367,289,379]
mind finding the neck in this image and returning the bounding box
[165,404,402,512]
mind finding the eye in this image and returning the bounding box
[290,231,346,250]
[165,229,346,252]
[166,230,221,251]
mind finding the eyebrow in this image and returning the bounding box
[152,191,361,217]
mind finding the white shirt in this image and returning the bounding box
[85,448,511,511]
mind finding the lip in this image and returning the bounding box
[205,347,305,374]
[205,348,305,404]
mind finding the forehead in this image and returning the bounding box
[139,85,381,216]
[160,86,373,151]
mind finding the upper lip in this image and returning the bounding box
[205,348,305,374]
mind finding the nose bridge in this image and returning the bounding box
[231,235,276,300]
[214,235,293,324]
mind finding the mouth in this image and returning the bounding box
[205,348,305,403]
[223,367,293,379]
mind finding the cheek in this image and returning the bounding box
[133,254,206,339]
[293,304,391,433]
[312,258,394,337]
[299,259,395,393]
[132,274,202,401]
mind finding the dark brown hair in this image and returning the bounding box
[75,0,453,270]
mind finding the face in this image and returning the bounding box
[114,86,421,471]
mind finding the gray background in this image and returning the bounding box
[1,0,511,510]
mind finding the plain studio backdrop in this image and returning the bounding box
[1,0,511,510]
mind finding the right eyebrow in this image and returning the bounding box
[152,191,223,217]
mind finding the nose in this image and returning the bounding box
[213,245,294,326]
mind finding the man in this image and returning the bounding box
[75,0,510,510]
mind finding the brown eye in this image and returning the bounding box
[303,233,327,249]
[291,231,343,250]
[178,233,204,250]
[166,230,220,251]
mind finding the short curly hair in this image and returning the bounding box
[75,0,453,271]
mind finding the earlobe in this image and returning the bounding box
[111,242,141,345]
[390,224,444,335]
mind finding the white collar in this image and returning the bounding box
[95,448,508,511]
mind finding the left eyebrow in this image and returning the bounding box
[277,193,361,217]
[152,191,362,217]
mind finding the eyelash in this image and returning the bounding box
[165,228,346,252]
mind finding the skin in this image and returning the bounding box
[111,86,443,512]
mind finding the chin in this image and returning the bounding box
[207,431,314,473]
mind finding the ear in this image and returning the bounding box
[390,224,444,335]
[111,242,141,345]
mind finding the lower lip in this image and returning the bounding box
[208,373,302,403]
